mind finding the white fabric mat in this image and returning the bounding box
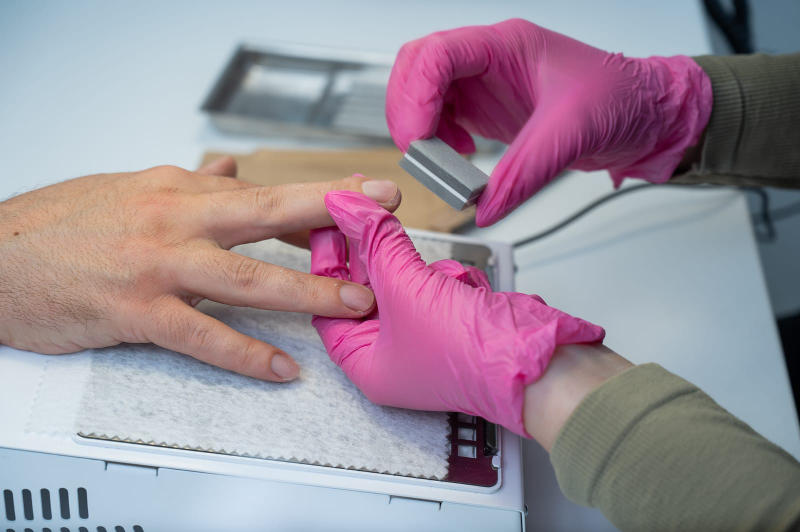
[27,237,454,479]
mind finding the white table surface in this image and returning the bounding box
[1,1,797,531]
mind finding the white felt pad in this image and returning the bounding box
[28,237,454,479]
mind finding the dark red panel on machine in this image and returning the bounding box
[443,413,499,487]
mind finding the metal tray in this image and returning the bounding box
[201,43,394,140]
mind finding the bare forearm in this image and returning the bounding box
[526,346,800,531]
[523,343,631,450]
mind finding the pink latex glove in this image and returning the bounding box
[310,191,604,436]
[386,18,712,226]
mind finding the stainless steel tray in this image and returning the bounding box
[201,43,394,140]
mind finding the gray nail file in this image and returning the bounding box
[399,137,489,210]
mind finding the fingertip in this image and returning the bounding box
[325,180,402,215]
[592,325,606,343]
[386,121,413,152]
[385,186,402,212]
[394,136,411,153]
[339,282,375,313]
[475,198,519,226]
[475,161,529,227]
[361,179,400,205]
[475,200,503,227]
[270,351,300,381]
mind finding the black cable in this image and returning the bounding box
[702,0,753,54]
[512,183,778,249]
[742,186,775,241]
[512,183,652,248]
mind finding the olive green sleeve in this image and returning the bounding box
[673,53,800,187]
[550,363,800,531]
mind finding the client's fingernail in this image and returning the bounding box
[339,283,375,312]
[362,180,399,203]
[271,353,300,381]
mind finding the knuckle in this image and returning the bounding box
[507,18,535,30]
[137,165,194,192]
[281,269,314,301]
[145,300,183,343]
[137,202,177,241]
[421,33,449,56]
[228,257,264,291]
[140,190,179,211]
[183,318,214,350]
[147,164,187,177]
[396,41,419,65]
[114,239,169,296]
[397,41,413,57]
[252,186,284,215]
[299,277,323,308]
[235,339,261,373]
[146,302,213,350]
[127,194,194,246]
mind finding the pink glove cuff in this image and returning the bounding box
[461,291,605,437]
[606,55,713,186]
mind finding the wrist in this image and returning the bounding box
[523,343,632,450]
[674,128,706,174]
[656,55,713,179]
[606,55,712,186]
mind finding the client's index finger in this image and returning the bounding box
[201,176,401,249]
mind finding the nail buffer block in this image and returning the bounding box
[400,137,489,210]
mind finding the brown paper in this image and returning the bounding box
[201,147,475,232]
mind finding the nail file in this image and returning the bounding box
[399,137,489,210]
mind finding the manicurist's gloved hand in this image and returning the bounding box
[310,191,604,436]
[386,18,712,225]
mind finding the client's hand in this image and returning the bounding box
[310,191,604,436]
[0,158,400,382]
